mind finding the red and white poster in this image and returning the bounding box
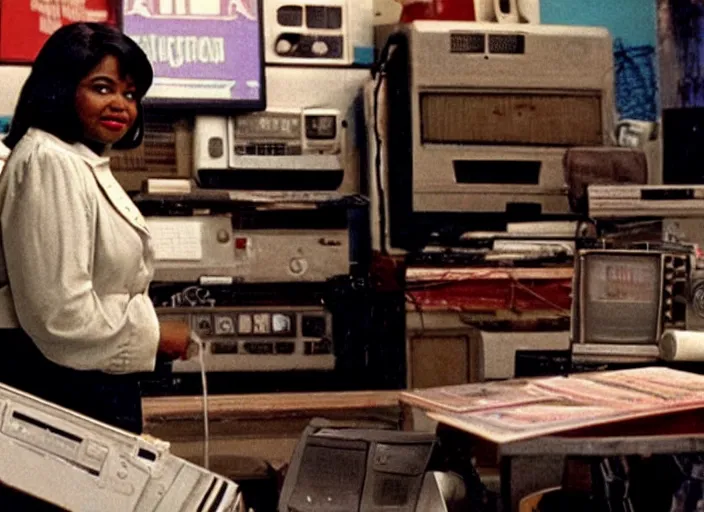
[0,0,117,63]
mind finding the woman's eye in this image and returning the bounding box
[124,91,137,101]
[94,85,111,94]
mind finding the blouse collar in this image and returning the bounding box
[25,128,149,235]
[26,128,111,170]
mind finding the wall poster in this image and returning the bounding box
[0,0,116,63]
[120,0,265,110]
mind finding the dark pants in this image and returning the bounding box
[0,328,144,509]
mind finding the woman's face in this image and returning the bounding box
[75,54,138,146]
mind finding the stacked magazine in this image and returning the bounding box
[401,367,704,444]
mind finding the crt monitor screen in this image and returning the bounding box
[288,440,368,511]
[121,0,265,110]
[279,424,437,512]
[581,253,662,344]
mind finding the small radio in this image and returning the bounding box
[264,0,374,66]
[194,65,367,192]
[195,108,342,180]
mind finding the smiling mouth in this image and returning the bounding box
[99,118,128,131]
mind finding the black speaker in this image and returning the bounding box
[663,107,704,184]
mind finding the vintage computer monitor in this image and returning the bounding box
[570,248,689,364]
[278,421,440,512]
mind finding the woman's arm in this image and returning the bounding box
[1,145,160,374]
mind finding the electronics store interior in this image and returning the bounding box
[5,0,704,510]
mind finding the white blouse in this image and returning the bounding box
[0,140,8,173]
[0,128,160,374]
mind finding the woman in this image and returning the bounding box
[0,22,191,435]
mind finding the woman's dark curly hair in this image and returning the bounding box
[3,22,153,151]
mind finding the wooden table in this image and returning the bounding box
[142,390,402,480]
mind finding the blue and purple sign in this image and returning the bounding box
[122,0,264,108]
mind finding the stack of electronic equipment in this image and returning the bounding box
[111,0,378,395]
[560,113,704,369]
[568,178,704,368]
[366,18,648,254]
[364,14,659,385]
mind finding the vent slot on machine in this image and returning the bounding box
[109,112,192,192]
[420,92,604,147]
[662,253,689,331]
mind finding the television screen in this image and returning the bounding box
[581,253,662,344]
[121,0,265,110]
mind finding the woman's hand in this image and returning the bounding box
[158,321,191,360]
